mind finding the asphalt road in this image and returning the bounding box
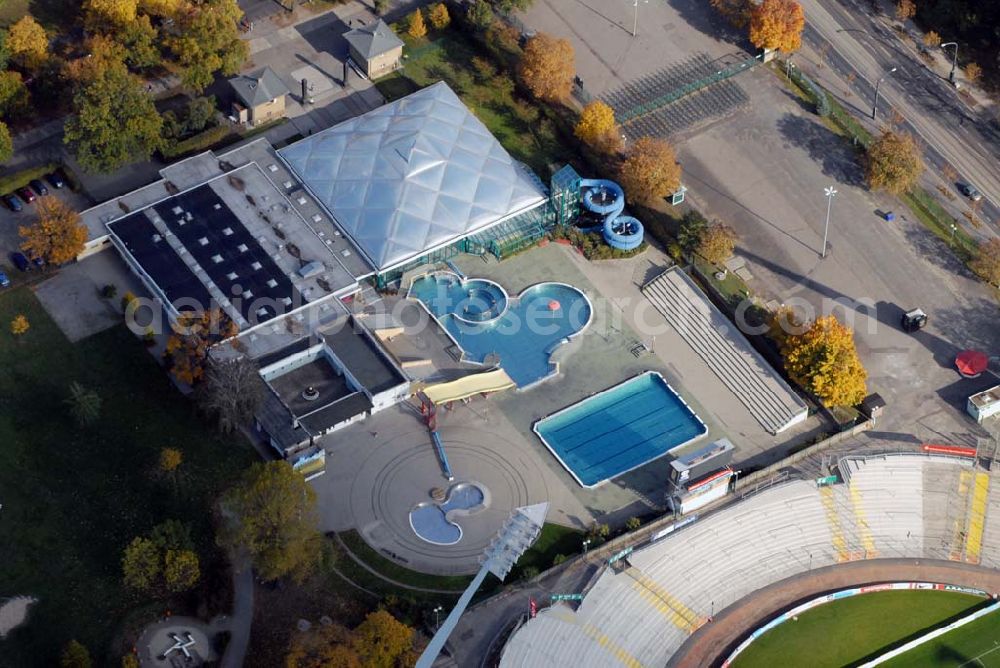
[798,0,1000,232]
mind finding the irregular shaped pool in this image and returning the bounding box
[408,271,593,387]
[409,482,488,546]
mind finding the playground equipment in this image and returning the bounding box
[579,178,645,251]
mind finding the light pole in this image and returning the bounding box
[941,42,958,83]
[632,0,648,37]
[433,605,443,630]
[821,186,837,258]
[950,223,957,246]
[582,539,592,553]
[872,67,897,120]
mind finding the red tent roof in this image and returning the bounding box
[956,350,989,377]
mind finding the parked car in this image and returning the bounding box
[2,193,22,212]
[32,255,45,269]
[960,183,983,201]
[10,252,31,272]
[0,270,9,288]
[29,179,48,196]
[45,171,66,189]
[15,187,35,203]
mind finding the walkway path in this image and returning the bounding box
[220,551,254,668]
[670,558,1000,668]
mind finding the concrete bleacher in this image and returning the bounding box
[499,454,997,668]
[641,268,807,434]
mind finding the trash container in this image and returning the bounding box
[885,211,895,222]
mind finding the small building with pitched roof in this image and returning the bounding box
[343,19,404,80]
[228,66,290,127]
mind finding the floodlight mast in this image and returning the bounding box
[416,503,549,668]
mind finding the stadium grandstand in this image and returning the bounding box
[499,452,1000,667]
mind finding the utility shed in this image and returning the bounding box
[968,385,1000,424]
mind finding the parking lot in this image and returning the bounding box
[0,179,92,275]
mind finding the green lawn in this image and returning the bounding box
[0,287,255,666]
[338,530,473,591]
[509,523,583,579]
[883,605,1000,667]
[377,29,584,177]
[732,590,985,668]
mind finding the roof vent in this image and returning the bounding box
[237,243,249,253]
[212,254,223,264]
[222,227,234,236]
[226,272,238,280]
[251,261,262,270]
[152,234,162,243]
[266,278,278,288]
[198,237,209,246]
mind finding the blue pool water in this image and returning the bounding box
[408,272,592,387]
[534,372,707,488]
[409,483,487,545]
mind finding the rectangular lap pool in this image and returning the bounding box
[534,372,707,487]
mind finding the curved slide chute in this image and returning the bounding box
[579,178,645,251]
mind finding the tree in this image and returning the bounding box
[286,624,360,668]
[970,238,1000,286]
[618,136,681,205]
[197,356,264,433]
[159,447,183,473]
[350,610,415,668]
[10,314,29,337]
[468,2,496,30]
[408,9,427,39]
[123,520,200,595]
[65,382,102,426]
[625,516,641,531]
[749,0,805,53]
[60,640,92,668]
[574,101,623,155]
[19,196,87,266]
[121,655,140,668]
[218,461,322,582]
[965,62,982,83]
[709,0,753,28]
[140,0,183,17]
[428,3,451,30]
[185,96,217,133]
[678,210,709,252]
[922,30,941,47]
[122,537,161,591]
[7,16,47,69]
[0,71,30,120]
[518,33,575,102]
[168,0,248,92]
[120,16,160,69]
[895,0,916,21]
[864,130,924,194]
[164,549,200,592]
[64,60,163,172]
[374,0,390,15]
[696,223,738,264]
[492,0,533,12]
[0,122,11,164]
[780,315,867,407]
[84,0,139,29]
[164,309,239,385]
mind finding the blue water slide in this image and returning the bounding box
[431,431,454,481]
[578,178,645,251]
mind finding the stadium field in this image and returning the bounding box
[732,590,984,668]
[881,604,1000,667]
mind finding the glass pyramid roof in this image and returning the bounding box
[278,82,547,272]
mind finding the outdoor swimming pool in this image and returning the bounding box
[408,272,593,387]
[409,482,488,545]
[534,372,707,488]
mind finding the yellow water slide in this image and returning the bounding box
[422,369,516,405]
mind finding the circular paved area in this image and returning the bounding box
[352,418,557,575]
[671,559,1000,667]
[309,394,594,577]
[136,615,221,667]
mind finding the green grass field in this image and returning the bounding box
[882,605,1000,668]
[732,590,986,668]
[0,287,255,665]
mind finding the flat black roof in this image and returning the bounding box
[108,211,212,313]
[152,185,301,324]
[269,356,354,417]
[322,319,406,394]
[300,392,373,433]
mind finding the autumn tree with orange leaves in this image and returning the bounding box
[750,0,805,53]
[518,33,575,103]
[164,309,238,385]
[19,196,87,266]
[574,101,623,155]
[780,315,867,407]
[617,137,682,205]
